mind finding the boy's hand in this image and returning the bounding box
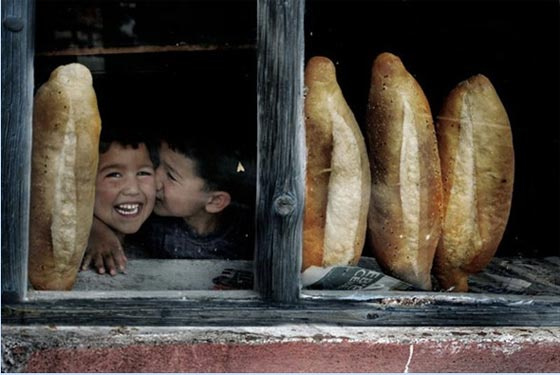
[82,216,127,275]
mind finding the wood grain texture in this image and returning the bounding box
[1,0,35,302]
[3,293,559,326]
[36,43,256,57]
[255,0,305,302]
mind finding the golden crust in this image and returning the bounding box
[303,56,371,270]
[434,74,514,292]
[28,63,101,290]
[366,52,443,290]
[303,57,334,270]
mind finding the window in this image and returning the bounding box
[300,0,560,299]
[2,0,559,326]
[32,0,258,293]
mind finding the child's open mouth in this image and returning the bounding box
[114,203,142,217]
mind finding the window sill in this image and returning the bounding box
[74,259,253,292]
[2,257,559,326]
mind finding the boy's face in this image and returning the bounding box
[94,143,156,235]
[154,142,211,218]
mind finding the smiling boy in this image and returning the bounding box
[95,142,155,236]
[81,130,156,274]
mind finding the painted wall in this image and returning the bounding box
[3,325,559,372]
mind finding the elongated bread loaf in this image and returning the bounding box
[434,74,514,292]
[303,56,371,271]
[29,63,101,290]
[365,52,443,290]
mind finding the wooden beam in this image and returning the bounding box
[255,0,305,303]
[36,43,256,56]
[1,0,34,303]
[3,295,559,326]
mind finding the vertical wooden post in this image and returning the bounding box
[255,0,305,303]
[1,0,35,302]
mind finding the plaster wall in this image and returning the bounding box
[2,325,559,372]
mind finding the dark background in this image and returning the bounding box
[35,0,258,207]
[35,0,559,257]
[305,0,560,257]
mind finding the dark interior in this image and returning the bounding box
[35,0,258,208]
[305,0,560,258]
[35,0,559,260]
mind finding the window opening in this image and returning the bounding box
[301,0,560,298]
[30,0,258,292]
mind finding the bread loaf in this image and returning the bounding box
[365,52,443,290]
[29,63,101,290]
[303,56,371,271]
[434,74,514,292]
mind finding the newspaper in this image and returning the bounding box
[302,257,414,291]
[301,256,560,294]
[211,256,560,295]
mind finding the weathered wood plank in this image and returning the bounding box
[1,0,34,303]
[28,290,259,301]
[3,296,559,326]
[35,43,256,57]
[255,0,305,302]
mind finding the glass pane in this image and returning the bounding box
[31,0,257,291]
[302,0,559,296]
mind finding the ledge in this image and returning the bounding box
[2,325,560,372]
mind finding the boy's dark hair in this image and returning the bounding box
[164,129,253,205]
[99,126,159,166]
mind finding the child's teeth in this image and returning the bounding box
[115,204,140,215]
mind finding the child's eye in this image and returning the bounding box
[138,170,153,177]
[167,171,177,182]
[105,172,122,178]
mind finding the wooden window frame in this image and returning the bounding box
[2,0,559,327]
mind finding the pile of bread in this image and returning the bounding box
[303,52,514,292]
